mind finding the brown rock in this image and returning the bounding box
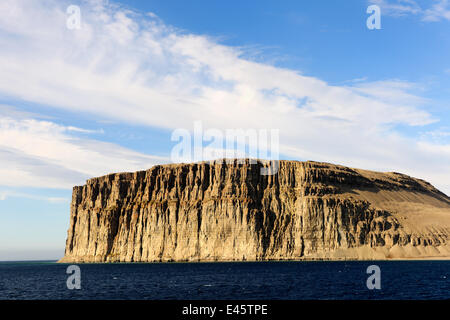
[58,160,450,262]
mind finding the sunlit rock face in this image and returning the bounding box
[59,160,450,263]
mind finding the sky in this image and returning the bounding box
[0,0,449,260]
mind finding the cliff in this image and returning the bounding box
[59,160,450,262]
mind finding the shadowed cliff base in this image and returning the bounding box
[59,159,450,263]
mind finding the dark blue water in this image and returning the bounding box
[0,261,448,300]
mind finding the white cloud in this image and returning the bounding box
[423,0,450,21]
[420,127,450,143]
[369,0,422,17]
[0,116,167,189]
[0,190,68,203]
[369,0,450,21]
[0,0,434,129]
[0,0,448,195]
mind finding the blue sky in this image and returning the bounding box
[0,0,449,260]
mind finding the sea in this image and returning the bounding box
[0,260,448,300]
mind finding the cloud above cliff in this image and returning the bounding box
[0,0,449,194]
[0,115,165,189]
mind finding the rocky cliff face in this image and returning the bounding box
[59,160,450,262]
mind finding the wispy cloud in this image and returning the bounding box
[0,0,449,194]
[0,190,69,203]
[423,0,450,21]
[0,0,434,128]
[420,127,450,143]
[369,0,422,17]
[0,116,167,189]
[369,0,450,21]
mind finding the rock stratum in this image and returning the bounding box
[59,160,450,263]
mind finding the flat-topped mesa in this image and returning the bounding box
[59,160,450,263]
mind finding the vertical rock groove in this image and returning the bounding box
[59,160,450,262]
